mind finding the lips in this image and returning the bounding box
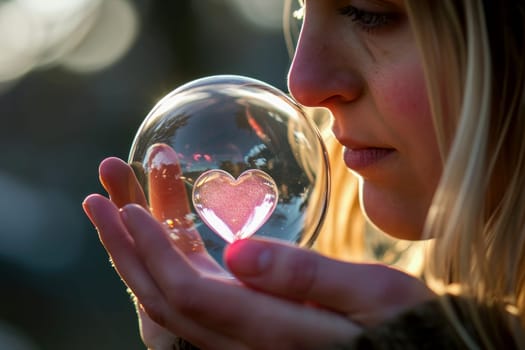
[343,147,394,172]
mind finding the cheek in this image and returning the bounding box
[363,60,443,239]
[374,58,439,167]
[377,61,432,130]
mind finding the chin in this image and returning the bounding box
[359,184,428,241]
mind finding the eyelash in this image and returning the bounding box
[338,5,397,32]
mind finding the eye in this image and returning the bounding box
[338,5,399,32]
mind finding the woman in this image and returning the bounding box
[83,0,525,348]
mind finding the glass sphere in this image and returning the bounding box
[128,75,329,263]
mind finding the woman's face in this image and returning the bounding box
[288,0,442,240]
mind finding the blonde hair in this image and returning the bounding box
[406,0,525,347]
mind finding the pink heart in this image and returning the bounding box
[192,169,279,243]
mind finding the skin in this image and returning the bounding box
[84,155,432,349]
[84,154,361,350]
[83,0,441,348]
[288,0,441,239]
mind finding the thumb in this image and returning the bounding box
[224,238,330,300]
[224,238,434,325]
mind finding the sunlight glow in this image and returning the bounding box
[0,0,138,85]
[60,0,139,73]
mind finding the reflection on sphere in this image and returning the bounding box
[129,75,329,263]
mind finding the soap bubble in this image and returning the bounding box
[128,75,329,263]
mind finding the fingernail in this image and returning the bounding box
[225,239,272,276]
[119,203,139,226]
[82,195,98,225]
[82,200,92,217]
[119,203,151,236]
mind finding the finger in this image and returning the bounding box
[145,143,192,225]
[83,194,163,294]
[120,205,359,348]
[119,203,206,282]
[99,157,148,208]
[224,238,433,324]
[144,143,209,256]
[83,193,173,322]
[84,195,244,350]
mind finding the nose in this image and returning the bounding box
[287,16,363,108]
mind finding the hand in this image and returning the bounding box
[83,146,359,350]
[87,146,191,349]
[224,239,436,327]
[88,144,227,349]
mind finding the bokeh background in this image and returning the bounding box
[0,0,297,348]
